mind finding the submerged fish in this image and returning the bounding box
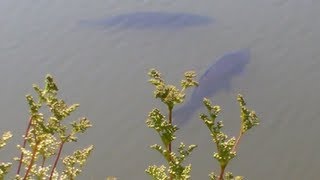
[173,49,250,126]
[79,11,213,29]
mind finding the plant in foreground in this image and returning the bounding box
[146,69,259,180]
[200,95,259,180]
[0,131,13,179]
[0,75,93,180]
[146,68,198,180]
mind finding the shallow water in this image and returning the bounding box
[1,0,320,179]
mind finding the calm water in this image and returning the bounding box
[1,0,320,179]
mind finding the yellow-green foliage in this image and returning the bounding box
[146,69,259,180]
[0,132,13,180]
[1,70,259,180]
[0,75,93,180]
[201,95,259,180]
[146,69,198,180]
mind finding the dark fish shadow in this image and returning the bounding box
[173,49,251,127]
[78,11,214,30]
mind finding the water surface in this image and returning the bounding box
[1,0,320,179]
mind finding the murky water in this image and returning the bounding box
[1,0,320,179]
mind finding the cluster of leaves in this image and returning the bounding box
[0,75,93,180]
[146,69,198,180]
[146,69,259,180]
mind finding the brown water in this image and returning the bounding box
[1,0,320,179]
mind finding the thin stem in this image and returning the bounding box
[168,106,173,180]
[23,141,40,180]
[232,131,243,153]
[41,156,46,168]
[17,117,32,175]
[49,140,65,180]
[168,107,172,153]
[218,165,226,180]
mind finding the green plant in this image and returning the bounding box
[1,75,93,180]
[146,69,259,180]
[146,69,198,180]
[200,95,259,180]
[1,70,259,180]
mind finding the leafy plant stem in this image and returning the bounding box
[23,140,40,180]
[168,106,173,152]
[212,127,226,180]
[168,106,173,180]
[49,139,66,180]
[17,117,32,175]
